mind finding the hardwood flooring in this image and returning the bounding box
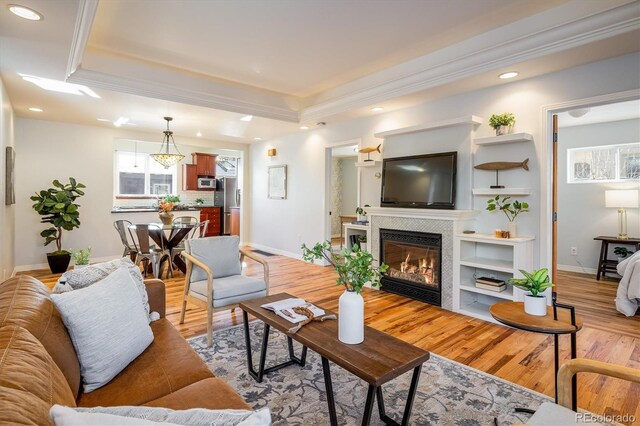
[22,255,640,425]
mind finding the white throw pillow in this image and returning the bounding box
[51,267,154,393]
[50,405,271,426]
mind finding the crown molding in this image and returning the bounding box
[300,1,640,123]
[66,0,99,78]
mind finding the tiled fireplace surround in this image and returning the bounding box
[368,208,478,311]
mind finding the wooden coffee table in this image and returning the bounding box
[240,293,430,426]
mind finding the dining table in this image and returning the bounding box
[137,222,194,277]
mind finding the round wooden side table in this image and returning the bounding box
[489,301,583,411]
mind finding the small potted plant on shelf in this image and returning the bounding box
[357,234,368,252]
[489,112,516,136]
[301,241,388,344]
[31,178,86,273]
[613,247,634,263]
[195,197,205,206]
[509,268,554,316]
[71,247,92,268]
[486,196,529,237]
[355,204,370,223]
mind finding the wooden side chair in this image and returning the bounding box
[524,358,640,425]
[179,236,269,347]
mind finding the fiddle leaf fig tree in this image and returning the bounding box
[31,178,86,253]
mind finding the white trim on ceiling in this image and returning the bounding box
[66,0,99,78]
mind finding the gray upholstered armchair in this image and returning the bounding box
[180,236,269,347]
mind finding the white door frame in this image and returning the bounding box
[323,138,362,244]
[539,89,640,270]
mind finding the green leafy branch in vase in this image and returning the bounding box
[301,241,388,294]
[486,196,529,222]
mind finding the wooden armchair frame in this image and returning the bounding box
[179,248,269,347]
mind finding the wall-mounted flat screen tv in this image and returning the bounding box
[381,151,457,209]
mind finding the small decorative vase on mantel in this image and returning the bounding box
[339,289,364,344]
[300,241,389,345]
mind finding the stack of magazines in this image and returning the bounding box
[475,276,506,292]
[261,298,325,324]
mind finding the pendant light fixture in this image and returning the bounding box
[151,117,184,168]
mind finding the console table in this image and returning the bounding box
[593,236,640,280]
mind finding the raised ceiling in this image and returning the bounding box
[1,0,639,142]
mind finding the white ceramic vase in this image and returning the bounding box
[339,289,364,344]
[524,294,547,316]
[507,221,517,238]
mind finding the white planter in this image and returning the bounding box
[496,125,514,136]
[339,289,364,344]
[360,242,368,252]
[507,221,517,238]
[524,294,547,316]
[357,214,368,222]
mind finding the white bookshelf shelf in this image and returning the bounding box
[355,161,381,168]
[472,188,531,196]
[374,115,483,139]
[459,257,514,273]
[474,132,533,146]
[459,282,514,300]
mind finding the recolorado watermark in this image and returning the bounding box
[576,413,636,424]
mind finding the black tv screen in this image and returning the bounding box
[381,152,457,209]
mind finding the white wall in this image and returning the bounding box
[557,119,640,272]
[249,53,640,264]
[0,77,15,280]
[14,119,249,269]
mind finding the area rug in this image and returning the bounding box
[189,322,549,425]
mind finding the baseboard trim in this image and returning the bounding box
[13,255,122,274]
[557,264,598,275]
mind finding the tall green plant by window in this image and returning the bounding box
[31,178,86,253]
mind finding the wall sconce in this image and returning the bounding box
[267,148,277,157]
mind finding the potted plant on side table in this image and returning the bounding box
[31,178,86,273]
[614,247,634,263]
[301,241,388,344]
[509,268,554,316]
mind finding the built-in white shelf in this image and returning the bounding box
[458,300,500,324]
[355,161,381,168]
[460,281,514,300]
[459,256,514,273]
[472,188,531,196]
[374,115,483,139]
[473,132,533,146]
[456,233,535,244]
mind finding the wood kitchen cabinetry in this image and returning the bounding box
[182,164,198,191]
[199,207,221,237]
[192,153,217,177]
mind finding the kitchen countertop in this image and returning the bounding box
[110,205,221,213]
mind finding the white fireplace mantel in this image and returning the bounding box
[367,207,479,221]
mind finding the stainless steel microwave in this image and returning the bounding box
[197,177,216,189]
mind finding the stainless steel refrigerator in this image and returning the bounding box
[214,177,239,234]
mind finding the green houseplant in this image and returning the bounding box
[31,178,86,273]
[488,112,516,135]
[355,204,370,222]
[71,247,92,268]
[487,196,529,237]
[301,241,388,344]
[509,268,554,316]
[613,247,634,262]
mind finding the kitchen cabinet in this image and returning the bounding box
[199,207,221,237]
[192,153,217,177]
[182,164,198,191]
[230,207,240,236]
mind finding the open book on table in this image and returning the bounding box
[261,298,325,324]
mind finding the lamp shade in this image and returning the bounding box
[605,190,639,208]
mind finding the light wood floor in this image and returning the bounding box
[23,255,640,425]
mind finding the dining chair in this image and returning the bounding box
[180,236,269,347]
[128,224,172,278]
[113,219,136,258]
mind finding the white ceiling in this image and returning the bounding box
[1,0,639,143]
[558,100,640,128]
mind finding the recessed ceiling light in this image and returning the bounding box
[240,115,253,122]
[196,131,202,137]
[499,71,519,79]
[28,107,43,112]
[8,4,42,21]
[371,107,384,112]
[19,73,100,98]
[300,126,309,130]
[113,117,129,127]
[97,118,110,122]
[254,137,262,141]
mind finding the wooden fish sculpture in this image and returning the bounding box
[474,158,529,171]
[358,144,381,154]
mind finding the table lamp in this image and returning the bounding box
[605,189,639,239]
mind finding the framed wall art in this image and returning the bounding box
[268,164,287,199]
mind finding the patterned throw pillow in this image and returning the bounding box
[52,258,155,322]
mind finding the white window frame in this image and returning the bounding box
[567,142,640,184]
[114,151,178,197]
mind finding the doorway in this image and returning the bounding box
[549,97,640,334]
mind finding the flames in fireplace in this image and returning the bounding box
[387,249,439,288]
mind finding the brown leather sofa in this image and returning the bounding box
[0,275,250,425]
